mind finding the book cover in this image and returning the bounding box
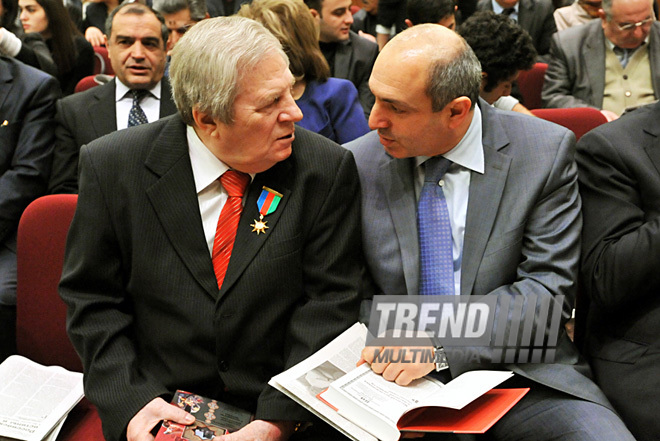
[154,391,253,441]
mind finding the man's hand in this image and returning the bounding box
[215,420,296,441]
[126,397,195,441]
[357,30,377,43]
[85,26,105,47]
[358,346,435,386]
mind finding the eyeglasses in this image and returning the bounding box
[615,15,655,31]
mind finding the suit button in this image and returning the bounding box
[218,360,229,372]
[623,75,628,80]
[625,91,632,97]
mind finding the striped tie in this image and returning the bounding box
[212,170,251,289]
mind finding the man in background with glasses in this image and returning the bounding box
[542,0,659,121]
[554,0,602,32]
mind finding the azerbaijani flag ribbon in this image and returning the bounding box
[257,187,283,217]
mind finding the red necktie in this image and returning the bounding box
[212,170,251,289]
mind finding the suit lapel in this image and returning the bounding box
[517,0,533,35]
[384,157,420,296]
[0,62,13,117]
[643,110,660,175]
[145,116,220,299]
[461,105,512,296]
[90,80,119,136]
[649,24,660,97]
[334,39,352,79]
[584,25,605,109]
[218,159,292,298]
[160,77,178,118]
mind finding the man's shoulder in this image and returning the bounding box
[0,56,57,89]
[292,125,351,161]
[554,19,601,47]
[344,130,386,167]
[59,79,114,109]
[347,31,378,56]
[580,102,660,145]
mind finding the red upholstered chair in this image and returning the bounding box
[517,62,548,110]
[16,195,104,441]
[75,74,114,93]
[93,46,114,75]
[531,107,608,141]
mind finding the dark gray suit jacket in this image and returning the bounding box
[543,20,660,109]
[0,56,59,244]
[48,77,177,194]
[477,0,556,56]
[333,31,378,118]
[59,116,362,441]
[346,101,614,410]
[577,101,660,441]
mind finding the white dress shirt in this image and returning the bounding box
[414,105,485,295]
[187,125,255,255]
[115,80,162,130]
[492,0,519,21]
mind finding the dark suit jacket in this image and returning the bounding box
[477,0,556,56]
[333,31,378,118]
[346,101,614,410]
[59,116,362,441]
[48,77,177,194]
[577,101,660,441]
[0,56,59,244]
[543,20,660,109]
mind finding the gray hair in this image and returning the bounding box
[152,0,207,21]
[601,0,654,20]
[169,16,288,125]
[427,35,482,111]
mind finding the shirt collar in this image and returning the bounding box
[115,79,162,101]
[415,105,485,174]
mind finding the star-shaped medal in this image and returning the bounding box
[250,218,269,235]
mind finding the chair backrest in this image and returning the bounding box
[93,46,114,75]
[517,62,548,110]
[531,107,608,141]
[75,74,114,93]
[16,194,81,372]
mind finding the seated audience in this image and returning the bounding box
[405,0,458,29]
[554,0,601,31]
[1,0,57,73]
[476,0,556,59]
[543,0,659,121]
[459,10,536,115]
[304,0,378,118]
[0,56,59,362]
[83,0,119,46]
[58,15,361,441]
[18,0,94,94]
[152,0,208,53]
[577,101,660,441]
[239,0,369,143]
[350,0,377,39]
[48,2,176,194]
[346,22,636,441]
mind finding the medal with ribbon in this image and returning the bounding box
[251,186,283,234]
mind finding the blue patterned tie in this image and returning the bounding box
[418,156,454,296]
[128,89,149,127]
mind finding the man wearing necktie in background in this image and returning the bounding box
[59,16,362,441]
[347,24,635,440]
[48,2,177,194]
[543,0,660,121]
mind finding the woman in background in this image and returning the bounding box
[0,0,57,74]
[19,0,93,94]
[239,0,370,144]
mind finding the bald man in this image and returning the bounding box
[347,24,635,441]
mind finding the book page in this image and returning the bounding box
[0,356,83,441]
[268,323,377,441]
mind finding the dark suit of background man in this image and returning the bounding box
[577,101,660,441]
[347,24,636,440]
[305,0,378,118]
[59,16,362,441]
[0,57,59,362]
[542,0,660,122]
[48,2,177,194]
[477,0,556,58]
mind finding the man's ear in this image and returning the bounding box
[309,8,320,18]
[192,107,219,137]
[404,18,413,28]
[446,96,473,129]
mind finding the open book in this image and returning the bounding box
[270,323,528,441]
[0,355,84,441]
